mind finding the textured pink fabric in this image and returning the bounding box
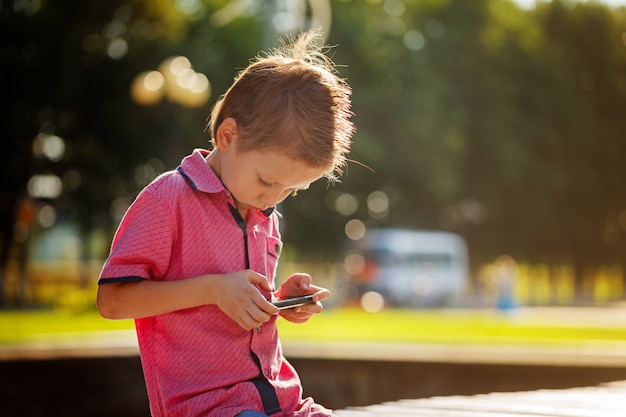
[99,149,331,417]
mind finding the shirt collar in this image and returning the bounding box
[177,149,226,194]
[177,149,276,217]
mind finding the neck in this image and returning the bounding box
[206,150,221,176]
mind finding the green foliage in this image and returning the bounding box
[3,0,626,303]
[320,0,626,269]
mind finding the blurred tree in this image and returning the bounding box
[0,0,248,305]
[533,0,626,291]
[283,0,626,297]
[2,0,626,306]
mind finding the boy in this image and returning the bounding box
[97,30,355,417]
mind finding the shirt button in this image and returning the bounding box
[264,369,270,377]
[257,326,262,333]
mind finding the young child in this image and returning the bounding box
[97,29,355,417]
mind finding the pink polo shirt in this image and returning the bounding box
[99,149,331,417]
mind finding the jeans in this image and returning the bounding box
[234,411,270,417]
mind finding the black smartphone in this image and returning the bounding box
[272,295,315,310]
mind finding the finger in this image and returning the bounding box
[280,309,314,324]
[247,271,273,292]
[246,286,279,315]
[295,301,323,315]
[284,273,311,290]
[236,313,255,331]
[279,301,322,320]
[240,311,266,331]
[249,303,274,322]
[311,288,331,303]
[295,273,312,291]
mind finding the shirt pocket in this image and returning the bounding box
[266,235,282,282]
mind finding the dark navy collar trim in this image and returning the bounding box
[177,166,197,190]
[178,162,274,216]
[262,207,275,216]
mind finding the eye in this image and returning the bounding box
[258,177,273,187]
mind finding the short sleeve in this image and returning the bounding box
[99,189,175,283]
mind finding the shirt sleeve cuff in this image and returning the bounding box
[98,276,146,285]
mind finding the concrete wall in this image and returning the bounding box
[2,356,626,416]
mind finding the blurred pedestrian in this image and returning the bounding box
[495,255,518,313]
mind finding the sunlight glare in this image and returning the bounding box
[511,0,626,9]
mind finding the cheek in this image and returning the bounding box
[221,174,248,201]
[277,189,293,203]
[235,181,263,201]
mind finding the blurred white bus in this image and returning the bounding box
[340,228,470,308]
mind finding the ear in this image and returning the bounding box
[214,117,239,151]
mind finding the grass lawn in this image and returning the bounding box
[0,308,135,345]
[2,307,626,347]
[277,308,626,347]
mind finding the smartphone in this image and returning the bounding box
[272,295,315,310]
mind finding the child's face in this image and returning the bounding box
[218,146,327,213]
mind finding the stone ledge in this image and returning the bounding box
[3,330,626,369]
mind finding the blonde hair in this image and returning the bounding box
[207,30,355,181]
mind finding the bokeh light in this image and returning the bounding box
[27,175,63,199]
[132,56,210,107]
[106,38,128,59]
[345,219,366,240]
[335,193,359,216]
[344,249,366,275]
[367,190,389,220]
[360,291,385,313]
[412,273,434,297]
[130,71,165,105]
[383,0,405,17]
[37,204,57,228]
[403,30,425,51]
[33,134,65,162]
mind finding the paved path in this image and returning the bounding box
[335,380,626,417]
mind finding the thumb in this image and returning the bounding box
[292,273,312,291]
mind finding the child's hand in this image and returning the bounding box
[211,270,279,331]
[274,273,330,324]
